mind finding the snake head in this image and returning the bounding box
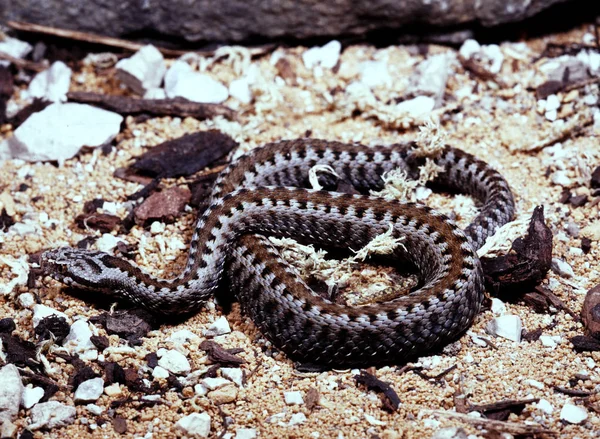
[40,247,115,289]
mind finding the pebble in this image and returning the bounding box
[144,87,167,99]
[175,412,211,438]
[359,60,391,88]
[486,315,522,342]
[431,427,468,439]
[566,221,580,237]
[288,412,307,426]
[551,257,574,278]
[490,298,507,315]
[167,329,201,345]
[525,379,544,390]
[18,292,35,308]
[74,377,105,403]
[202,377,231,390]
[0,37,32,62]
[235,428,257,439]
[229,77,253,104]
[539,335,560,349]
[407,53,451,106]
[0,364,24,424]
[0,103,122,162]
[95,233,126,253]
[164,60,228,104]
[395,96,435,118]
[284,390,304,405]
[28,61,72,102]
[204,316,231,336]
[86,404,103,415]
[302,40,341,69]
[104,383,122,397]
[560,403,588,424]
[536,399,554,415]
[115,45,166,95]
[134,186,191,223]
[64,319,97,359]
[32,304,68,327]
[551,170,572,187]
[221,367,243,387]
[152,366,170,379]
[545,94,560,112]
[21,385,44,409]
[209,385,238,404]
[29,401,76,430]
[157,349,191,375]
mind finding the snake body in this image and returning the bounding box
[40,139,515,367]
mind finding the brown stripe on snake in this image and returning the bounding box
[39,139,515,368]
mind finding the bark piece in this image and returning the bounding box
[75,212,121,233]
[199,340,246,367]
[581,285,600,339]
[354,370,400,412]
[134,186,191,224]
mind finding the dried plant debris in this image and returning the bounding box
[67,92,236,120]
[468,397,539,421]
[581,284,600,338]
[74,211,121,233]
[126,130,238,179]
[481,206,553,295]
[90,309,156,345]
[133,186,191,224]
[354,370,400,412]
[199,340,246,367]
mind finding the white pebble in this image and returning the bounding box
[29,401,76,430]
[395,96,435,118]
[21,385,44,409]
[86,404,103,415]
[204,316,231,336]
[302,40,341,70]
[536,399,554,415]
[18,292,35,308]
[486,315,522,342]
[176,412,211,438]
[235,428,257,439]
[0,364,24,423]
[551,258,574,278]
[28,61,72,103]
[221,367,243,387]
[157,349,191,375]
[551,170,571,187]
[202,377,230,391]
[115,45,166,95]
[525,379,544,390]
[539,335,561,349]
[288,412,307,426]
[152,366,170,379]
[284,391,304,405]
[545,94,560,112]
[560,403,588,424]
[490,298,507,315]
[74,378,105,403]
[32,304,68,327]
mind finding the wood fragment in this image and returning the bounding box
[458,54,508,88]
[8,20,274,58]
[531,285,579,321]
[67,92,236,120]
[199,340,246,366]
[552,386,596,397]
[524,112,594,152]
[354,370,400,412]
[581,284,600,338]
[0,50,47,72]
[424,410,556,436]
[570,335,600,352]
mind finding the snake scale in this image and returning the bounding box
[40,139,515,368]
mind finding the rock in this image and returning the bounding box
[18,292,35,308]
[536,399,554,414]
[539,335,560,348]
[486,315,522,342]
[208,384,238,404]
[103,383,122,397]
[64,319,97,360]
[0,37,32,62]
[284,390,304,405]
[581,285,600,338]
[235,428,257,439]
[591,166,600,189]
[0,103,123,162]
[525,379,544,389]
[32,304,68,327]
[175,412,211,438]
[29,401,76,430]
[490,298,507,315]
[0,1,571,44]
[28,61,72,103]
[288,412,307,426]
[431,427,468,439]
[0,318,16,333]
[545,57,591,84]
[459,39,504,74]
[359,60,391,88]
[167,329,201,345]
[74,377,105,403]
[407,54,452,107]
[229,77,253,104]
[204,316,231,336]
[115,45,166,95]
[545,94,560,112]
[395,96,435,118]
[134,186,190,223]
[95,233,126,253]
[152,366,170,379]
[302,40,341,69]
[551,170,571,187]
[202,377,230,391]
[86,404,103,415]
[221,367,243,387]
[21,385,45,409]
[165,60,228,104]
[551,257,574,278]
[157,348,191,375]
[0,364,24,423]
[560,403,588,424]
[0,421,17,438]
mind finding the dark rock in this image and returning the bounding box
[569,194,587,207]
[570,335,600,352]
[35,315,70,343]
[70,366,99,389]
[0,333,37,368]
[75,212,122,233]
[104,362,126,385]
[0,318,16,333]
[0,0,576,43]
[0,208,15,232]
[91,309,155,344]
[354,370,400,412]
[581,285,600,339]
[113,417,128,434]
[199,341,246,367]
[90,335,110,351]
[145,352,159,369]
[134,186,191,224]
[591,165,600,189]
[581,237,592,254]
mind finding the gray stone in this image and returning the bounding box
[116,45,166,95]
[27,61,72,103]
[176,412,211,437]
[29,401,76,430]
[0,364,23,424]
[0,1,574,44]
[74,377,105,403]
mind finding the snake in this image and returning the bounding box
[39,139,515,368]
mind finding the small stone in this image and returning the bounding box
[229,77,253,104]
[32,304,68,327]
[486,315,522,342]
[152,366,170,379]
[157,349,191,375]
[566,222,580,237]
[551,257,574,278]
[284,391,304,405]
[165,60,228,104]
[431,427,468,439]
[539,335,560,349]
[525,379,544,390]
[28,61,72,103]
[21,385,44,409]
[18,292,35,308]
[395,96,435,118]
[194,383,208,396]
[0,37,32,61]
[288,412,307,426]
[134,186,191,223]
[560,403,588,424]
[536,399,554,415]
[591,166,600,188]
[167,329,200,345]
[581,221,600,240]
[545,94,560,112]
[176,412,211,437]
[235,428,257,439]
[202,377,230,391]
[0,364,24,423]
[490,298,507,315]
[95,233,126,253]
[115,45,166,95]
[359,60,391,88]
[581,285,600,337]
[204,316,231,336]
[74,377,105,403]
[0,103,123,162]
[407,53,451,106]
[104,383,122,397]
[302,40,341,69]
[209,384,238,404]
[29,401,76,430]
[64,319,97,357]
[86,404,103,415]
[221,367,243,387]
[551,170,572,187]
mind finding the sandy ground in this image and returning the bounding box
[1,22,600,439]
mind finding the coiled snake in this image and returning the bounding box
[40,139,515,368]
